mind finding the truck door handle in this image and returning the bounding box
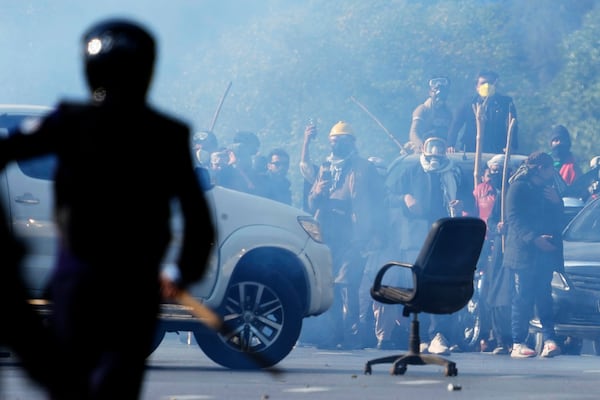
[15,192,40,205]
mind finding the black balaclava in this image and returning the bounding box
[331,136,356,159]
[549,125,571,161]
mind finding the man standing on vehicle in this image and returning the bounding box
[447,70,518,154]
[408,76,453,152]
[0,18,215,399]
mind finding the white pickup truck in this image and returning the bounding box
[0,104,333,369]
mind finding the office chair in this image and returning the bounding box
[364,217,486,376]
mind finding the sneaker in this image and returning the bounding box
[511,343,536,358]
[428,333,450,355]
[540,340,561,358]
[492,346,509,355]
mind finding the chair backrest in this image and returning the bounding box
[409,216,486,315]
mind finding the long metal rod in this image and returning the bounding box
[350,96,404,151]
[500,115,516,251]
[209,81,232,132]
[473,96,489,189]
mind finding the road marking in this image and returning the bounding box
[162,395,214,400]
[395,380,443,385]
[284,386,331,393]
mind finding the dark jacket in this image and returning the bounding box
[502,175,564,272]
[448,93,518,154]
[308,152,387,251]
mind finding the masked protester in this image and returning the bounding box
[305,121,387,350]
[473,154,514,355]
[409,76,453,151]
[191,130,218,168]
[502,151,564,358]
[447,70,518,154]
[385,136,465,354]
[548,125,581,186]
[263,147,292,205]
[474,154,505,225]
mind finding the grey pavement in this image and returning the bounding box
[2,333,600,399]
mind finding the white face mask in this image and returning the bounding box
[420,154,448,172]
[429,157,441,170]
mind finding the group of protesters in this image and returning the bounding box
[4,15,600,400]
[296,69,599,361]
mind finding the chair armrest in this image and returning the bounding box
[370,261,415,304]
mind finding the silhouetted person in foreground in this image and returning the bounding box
[0,19,215,399]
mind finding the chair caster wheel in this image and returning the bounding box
[445,364,458,376]
[391,363,407,375]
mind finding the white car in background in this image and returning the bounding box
[0,104,333,369]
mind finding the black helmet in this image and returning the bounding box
[82,19,156,101]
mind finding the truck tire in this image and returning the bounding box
[196,270,303,369]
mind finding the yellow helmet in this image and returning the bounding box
[329,121,354,137]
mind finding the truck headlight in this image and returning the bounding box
[298,216,324,243]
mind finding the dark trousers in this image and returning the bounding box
[48,248,160,399]
[511,268,555,344]
[490,305,512,348]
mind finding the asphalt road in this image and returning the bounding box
[2,333,600,399]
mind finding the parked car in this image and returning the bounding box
[530,196,600,355]
[0,104,333,369]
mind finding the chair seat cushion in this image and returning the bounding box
[371,285,414,304]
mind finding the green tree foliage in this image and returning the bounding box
[541,3,600,167]
[170,0,599,207]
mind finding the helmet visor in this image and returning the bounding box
[423,137,447,156]
[429,77,450,89]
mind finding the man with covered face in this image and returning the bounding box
[503,151,564,358]
[474,154,514,355]
[307,121,387,349]
[408,76,453,151]
[548,124,581,186]
[386,136,464,354]
[447,70,518,154]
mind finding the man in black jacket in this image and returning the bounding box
[0,19,215,399]
[502,151,563,359]
[447,70,518,154]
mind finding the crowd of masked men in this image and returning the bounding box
[192,71,600,358]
